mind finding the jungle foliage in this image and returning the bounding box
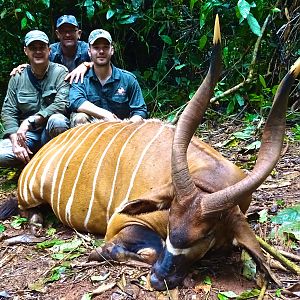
[0,0,299,122]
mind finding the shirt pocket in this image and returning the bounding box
[42,89,57,106]
[111,94,128,104]
[110,95,129,119]
[17,91,39,114]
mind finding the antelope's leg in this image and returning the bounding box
[89,225,164,264]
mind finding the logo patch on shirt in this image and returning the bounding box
[116,87,126,96]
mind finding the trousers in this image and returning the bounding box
[0,113,70,168]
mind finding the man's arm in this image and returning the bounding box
[127,77,148,120]
[69,80,119,121]
[77,101,119,121]
[9,64,29,76]
[65,62,94,84]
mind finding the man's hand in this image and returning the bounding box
[129,115,143,123]
[10,131,33,164]
[10,64,29,76]
[65,62,92,84]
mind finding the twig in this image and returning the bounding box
[279,249,300,262]
[257,280,267,300]
[256,235,300,275]
[210,14,271,104]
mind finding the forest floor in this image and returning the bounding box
[0,123,299,300]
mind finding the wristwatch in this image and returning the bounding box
[28,116,36,130]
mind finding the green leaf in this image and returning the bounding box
[245,140,261,151]
[119,15,138,24]
[272,8,281,13]
[36,239,65,249]
[25,11,35,22]
[84,0,93,6]
[106,9,115,20]
[236,288,260,299]
[199,34,207,50]
[15,8,22,13]
[275,289,282,297]
[237,0,251,19]
[219,291,238,298]
[131,0,143,9]
[86,5,95,20]
[46,227,56,236]
[258,209,268,223]
[217,294,229,300]
[10,216,28,229]
[175,64,186,70]
[277,222,300,240]
[247,13,261,36]
[190,0,198,11]
[21,17,27,30]
[241,250,256,280]
[41,0,50,8]
[235,93,245,106]
[52,239,82,253]
[0,8,7,19]
[271,205,300,224]
[0,223,6,233]
[203,276,212,285]
[81,293,92,300]
[226,100,235,114]
[259,74,267,88]
[160,35,172,45]
[46,266,67,282]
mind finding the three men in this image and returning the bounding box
[1,26,148,168]
[0,30,70,167]
[69,29,148,125]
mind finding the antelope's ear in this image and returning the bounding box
[118,198,172,215]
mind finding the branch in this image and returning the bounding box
[210,15,271,104]
[256,235,300,275]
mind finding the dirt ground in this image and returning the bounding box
[0,124,299,300]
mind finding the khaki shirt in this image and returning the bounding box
[1,62,69,138]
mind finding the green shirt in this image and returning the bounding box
[1,62,69,138]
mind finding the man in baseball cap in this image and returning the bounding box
[50,15,89,72]
[0,30,70,167]
[68,28,148,126]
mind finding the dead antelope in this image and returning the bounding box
[1,15,300,290]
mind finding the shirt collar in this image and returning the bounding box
[88,63,120,82]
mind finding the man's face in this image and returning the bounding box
[88,38,114,66]
[56,24,81,48]
[24,41,50,65]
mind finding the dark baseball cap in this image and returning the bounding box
[56,15,78,28]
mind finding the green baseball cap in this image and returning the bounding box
[88,29,112,45]
[24,30,49,46]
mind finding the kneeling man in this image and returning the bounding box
[0,30,70,167]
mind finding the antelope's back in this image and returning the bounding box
[17,120,176,233]
[17,120,244,235]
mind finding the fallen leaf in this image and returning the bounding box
[91,282,116,296]
[194,283,211,294]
